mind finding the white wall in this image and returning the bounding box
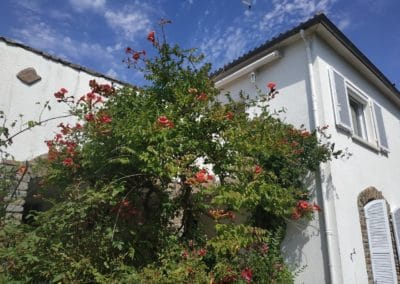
[314,35,400,283]
[217,38,330,284]
[0,40,117,161]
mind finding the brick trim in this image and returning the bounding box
[357,187,400,283]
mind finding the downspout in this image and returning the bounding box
[300,29,343,284]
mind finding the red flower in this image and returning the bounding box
[99,114,112,124]
[254,165,262,174]
[157,116,173,128]
[125,47,132,53]
[63,157,74,167]
[197,248,207,257]
[147,31,155,43]
[132,52,140,61]
[182,250,189,259]
[196,92,208,101]
[196,169,207,183]
[85,113,95,122]
[241,267,253,283]
[86,92,96,101]
[298,200,309,210]
[45,140,53,148]
[54,88,68,99]
[267,82,276,90]
[75,123,82,129]
[313,203,321,212]
[225,111,234,120]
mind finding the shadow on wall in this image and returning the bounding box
[280,171,333,280]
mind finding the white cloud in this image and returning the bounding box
[337,17,350,30]
[106,68,118,78]
[195,0,336,71]
[69,0,106,12]
[12,22,114,64]
[199,26,248,68]
[259,0,335,32]
[104,9,151,40]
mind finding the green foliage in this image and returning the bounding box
[0,23,335,283]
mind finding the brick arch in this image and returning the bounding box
[357,187,400,283]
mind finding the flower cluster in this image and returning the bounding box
[292,200,321,220]
[45,122,82,168]
[157,116,174,128]
[147,31,155,44]
[208,209,235,220]
[241,267,253,283]
[53,87,74,103]
[186,169,214,185]
[266,82,279,100]
[254,165,262,175]
[88,80,115,97]
[188,87,209,102]
[124,48,146,66]
[181,243,207,260]
[224,111,234,121]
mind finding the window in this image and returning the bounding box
[358,188,400,283]
[364,200,398,283]
[349,96,367,139]
[329,69,389,151]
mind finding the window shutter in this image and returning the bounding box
[392,208,400,262]
[373,102,389,151]
[364,200,397,283]
[328,69,352,132]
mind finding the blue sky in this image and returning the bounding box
[0,0,399,88]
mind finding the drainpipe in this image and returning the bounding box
[300,29,343,284]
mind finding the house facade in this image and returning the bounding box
[0,36,124,161]
[213,13,400,284]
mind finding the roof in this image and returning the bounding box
[0,36,130,86]
[212,13,400,97]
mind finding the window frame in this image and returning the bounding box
[329,68,387,152]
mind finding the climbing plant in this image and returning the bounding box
[0,22,337,283]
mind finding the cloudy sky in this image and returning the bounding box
[0,0,398,87]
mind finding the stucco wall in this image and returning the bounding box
[0,40,117,161]
[314,35,400,283]
[216,38,330,284]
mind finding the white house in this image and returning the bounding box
[213,13,400,284]
[0,36,125,161]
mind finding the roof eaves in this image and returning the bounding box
[316,17,400,96]
[0,36,133,87]
[211,13,325,80]
[211,13,399,96]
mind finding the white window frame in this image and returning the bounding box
[329,68,388,152]
[346,83,377,146]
